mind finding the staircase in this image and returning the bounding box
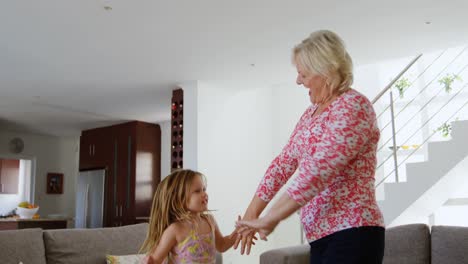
[372,46,468,227]
[378,120,468,226]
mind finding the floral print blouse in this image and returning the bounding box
[256,89,385,242]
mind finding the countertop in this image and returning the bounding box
[0,217,70,222]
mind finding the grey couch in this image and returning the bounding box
[0,223,222,264]
[260,224,468,264]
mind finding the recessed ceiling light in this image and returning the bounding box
[104,6,112,11]
[425,21,431,25]
[250,63,255,67]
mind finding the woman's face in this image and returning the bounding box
[295,62,327,104]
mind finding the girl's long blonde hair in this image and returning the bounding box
[139,169,207,253]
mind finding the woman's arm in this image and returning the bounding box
[145,226,177,264]
[237,193,301,240]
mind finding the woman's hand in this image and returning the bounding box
[233,196,268,255]
[233,213,258,255]
[236,215,279,241]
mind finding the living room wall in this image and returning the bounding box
[190,80,314,263]
[159,120,171,179]
[0,130,79,219]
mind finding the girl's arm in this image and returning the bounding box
[146,226,177,264]
[210,215,238,252]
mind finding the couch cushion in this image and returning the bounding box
[432,225,468,264]
[43,223,148,264]
[260,245,310,264]
[0,228,47,264]
[383,224,430,264]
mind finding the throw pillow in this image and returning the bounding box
[106,254,146,264]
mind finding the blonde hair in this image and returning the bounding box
[139,169,208,253]
[293,30,353,98]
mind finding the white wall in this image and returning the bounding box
[0,130,79,218]
[159,120,171,179]
[432,167,468,226]
[197,82,278,263]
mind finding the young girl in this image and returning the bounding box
[140,169,237,264]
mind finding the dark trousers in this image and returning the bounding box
[309,226,385,264]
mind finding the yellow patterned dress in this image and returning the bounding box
[164,226,216,264]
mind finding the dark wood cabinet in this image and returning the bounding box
[79,121,161,227]
[0,159,20,194]
[79,127,111,169]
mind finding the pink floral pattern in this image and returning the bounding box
[256,89,384,242]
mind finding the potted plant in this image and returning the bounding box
[436,122,452,138]
[394,77,411,98]
[438,73,462,93]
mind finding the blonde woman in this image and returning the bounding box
[140,169,237,264]
[236,30,385,263]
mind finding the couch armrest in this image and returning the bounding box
[260,245,309,264]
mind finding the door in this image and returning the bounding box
[0,159,19,194]
[106,124,130,227]
[117,123,136,226]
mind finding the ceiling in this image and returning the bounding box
[1,0,467,136]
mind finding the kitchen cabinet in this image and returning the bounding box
[79,127,111,169]
[0,159,19,194]
[79,121,161,227]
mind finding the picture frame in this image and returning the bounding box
[47,173,63,194]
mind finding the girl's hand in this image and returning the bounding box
[233,214,258,255]
[236,215,279,241]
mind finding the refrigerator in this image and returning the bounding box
[75,169,106,228]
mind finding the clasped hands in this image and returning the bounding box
[233,214,280,255]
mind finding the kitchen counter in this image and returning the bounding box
[0,218,68,230]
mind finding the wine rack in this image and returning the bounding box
[171,89,184,171]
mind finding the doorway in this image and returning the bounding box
[0,157,35,216]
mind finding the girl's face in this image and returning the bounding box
[295,62,327,104]
[186,175,208,213]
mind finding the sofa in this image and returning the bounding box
[0,223,222,264]
[260,224,468,264]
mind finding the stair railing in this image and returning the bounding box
[377,47,468,152]
[376,82,468,187]
[373,46,468,188]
